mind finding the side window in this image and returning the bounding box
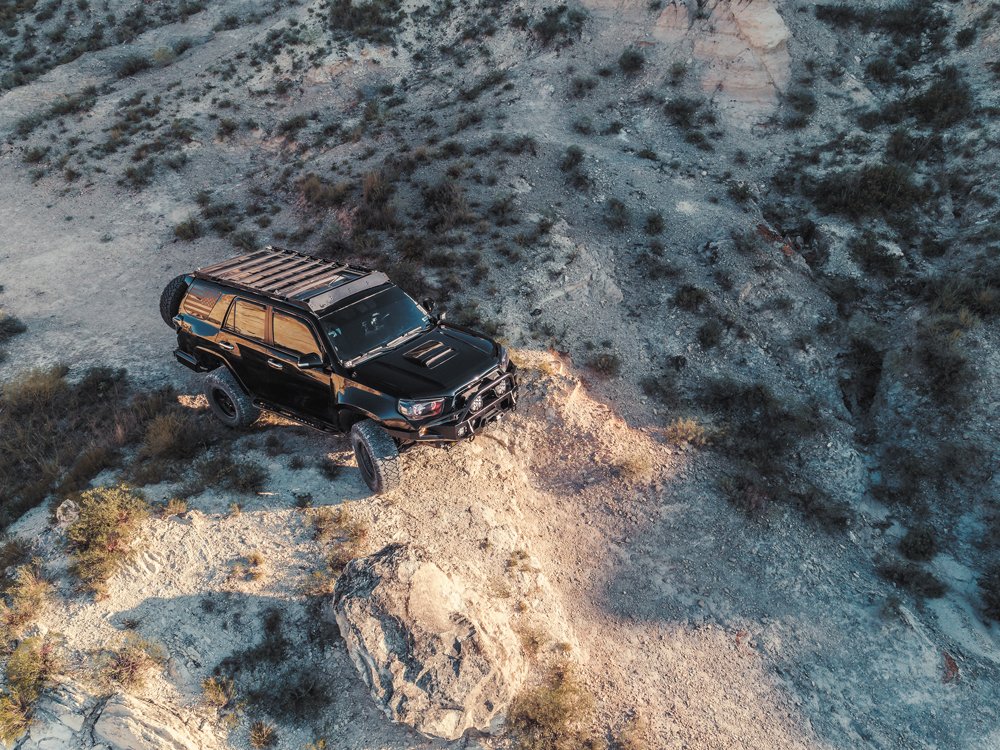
[226,299,266,341]
[179,280,222,320]
[273,311,322,356]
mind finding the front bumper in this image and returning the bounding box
[385,368,518,444]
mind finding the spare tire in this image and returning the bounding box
[159,274,189,328]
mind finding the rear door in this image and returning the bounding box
[219,298,272,397]
[262,309,336,422]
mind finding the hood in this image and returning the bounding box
[350,324,499,399]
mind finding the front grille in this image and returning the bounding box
[460,369,515,417]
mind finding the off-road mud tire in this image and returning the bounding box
[159,274,189,328]
[350,419,402,494]
[204,368,259,429]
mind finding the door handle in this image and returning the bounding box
[219,341,234,351]
[266,358,284,370]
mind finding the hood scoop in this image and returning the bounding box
[403,339,457,368]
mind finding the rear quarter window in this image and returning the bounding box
[179,281,223,321]
[226,299,267,341]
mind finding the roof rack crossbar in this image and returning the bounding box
[241,258,316,288]
[273,267,347,296]
[228,256,295,282]
[279,269,351,297]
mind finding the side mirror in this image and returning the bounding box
[297,352,324,370]
[438,311,447,322]
[422,298,436,312]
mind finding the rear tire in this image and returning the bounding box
[160,274,189,328]
[204,369,259,429]
[350,420,402,494]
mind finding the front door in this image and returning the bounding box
[262,309,335,423]
[219,298,272,396]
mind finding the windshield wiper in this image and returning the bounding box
[344,324,429,368]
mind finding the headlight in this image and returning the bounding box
[498,345,510,371]
[398,398,444,418]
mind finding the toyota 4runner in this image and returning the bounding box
[160,247,517,493]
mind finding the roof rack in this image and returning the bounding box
[193,246,389,313]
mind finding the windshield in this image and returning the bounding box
[320,286,430,365]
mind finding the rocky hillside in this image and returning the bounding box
[0,1,998,749]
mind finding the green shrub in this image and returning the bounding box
[905,66,972,128]
[0,311,26,345]
[588,352,621,378]
[329,0,403,44]
[865,57,897,85]
[643,212,664,235]
[674,284,707,312]
[618,48,644,74]
[67,485,149,593]
[0,567,52,642]
[532,5,587,46]
[877,559,946,598]
[848,232,902,276]
[899,526,936,561]
[812,162,921,219]
[603,199,629,230]
[173,216,202,241]
[117,54,151,79]
[954,27,975,49]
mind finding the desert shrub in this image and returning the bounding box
[0,696,30,746]
[783,86,816,127]
[877,559,946,599]
[0,311,26,345]
[663,96,702,128]
[915,328,971,407]
[101,633,165,689]
[532,5,587,46]
[422,181,473,232]
[66,485,149,593]
[674,284,707,312]
[569,75,597,98]
[865,57,897,85]
[560,146,584,172]
[618,48,644,74]
[313,506,369,573]
[0,566,52,642]
[664,417,709,447]
[299,173,351,210]
[507,668,598,750]
[700,379,818,473]
[848,232,902,276]
[955,27,975,49]
[906,66,973,128]
[603,199,629,230]
[249,720,277,748]
[117,54,151,78]
[329,0,403,43]
[812,162,921,219]
[173,216,202,241]
[980,567,1000,622]
[588,352,621,378]
[644,211,664,235]
[5,636,61,704]
[0,367,168,527]
[188,453,268,496]
[202,676,236,708]
[884,128,942,165]
[899,526,936,561]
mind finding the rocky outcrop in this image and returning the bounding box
[17,685,222,750]
[331,544,528,740]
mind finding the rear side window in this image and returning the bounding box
[273,311,321,356]
[226,299,266,341]
[179,280,222,320]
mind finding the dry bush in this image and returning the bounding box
[101,634,165,690]
[0,310,26,346]
[507,667,602,750]
[877,559,946,599]
[66,485,149,594]
[202,676,236,709]
[0,566,53,644]
[664,417,710,447]
[614,452,654,483]
[0,367,176,528]
[161,498,187,517]
[0,635,61,745]
[299,173,351,210]
[313,506,369,575]
[249,719,277,748]
[185,453,268,496]
[615,713,651,750]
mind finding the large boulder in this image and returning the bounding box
[332,544,527,740]
[92,694,221,750]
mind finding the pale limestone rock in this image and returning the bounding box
[92,694,221,750]
[332,544,528,740]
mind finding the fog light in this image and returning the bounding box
[457,425,467,436]
[494,379,508,396]
[470,395,483,412]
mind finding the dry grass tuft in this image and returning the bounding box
[101,633,165,690]
[0,566,53,644]
[507,667,601,750]
[249,719,277,748]
[664,417,711,447]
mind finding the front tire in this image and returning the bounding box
[350,420,402,494]
[204,369,260,429]
[159,274,189,328]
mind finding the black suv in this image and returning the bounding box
[160,247,517,493]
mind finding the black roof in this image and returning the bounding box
[193,247,389,313]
